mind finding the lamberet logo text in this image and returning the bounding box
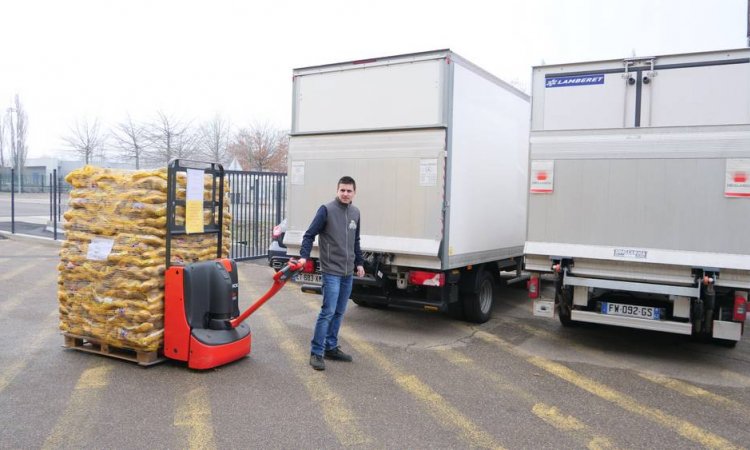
[546,74,605,88]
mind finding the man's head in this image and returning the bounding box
[336,176,356,204]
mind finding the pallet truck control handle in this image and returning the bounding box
[228,260,306,329]
[276,259,306,282]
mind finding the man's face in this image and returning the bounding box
[336,183,355,204]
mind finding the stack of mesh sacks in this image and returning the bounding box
[58,165,232,353]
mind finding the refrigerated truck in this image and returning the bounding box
[525,48,750,344]
[283,49,530,323]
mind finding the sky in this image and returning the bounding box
[0,0,747,160]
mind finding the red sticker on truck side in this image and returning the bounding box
[725,159,750,197]
[530,160,554,194]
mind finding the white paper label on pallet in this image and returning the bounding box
[530,160,554,194]
[725,159,750,198]
[419,159,437,186]
[87,238,114,261]
[291,161,305,185]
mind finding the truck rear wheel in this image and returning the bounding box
[557,286,576,327]
[463,271,494,323]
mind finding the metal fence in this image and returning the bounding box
[227,170,286,261]
[0,173,71,193]
[3,168,286,260]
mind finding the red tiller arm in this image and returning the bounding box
[229,260,305,328]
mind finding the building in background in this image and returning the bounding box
[0,158,138,192]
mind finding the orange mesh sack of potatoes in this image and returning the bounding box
[58,165,232,353]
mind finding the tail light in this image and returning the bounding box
[302,259,315,273]
[272,225,282,239]
[528,273,540,299]
[408,271,445,287]
[734,291,747,322]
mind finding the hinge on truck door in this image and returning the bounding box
[622,57,656,84]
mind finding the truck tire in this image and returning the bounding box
[463,271,494,323]
[557,286,576,327]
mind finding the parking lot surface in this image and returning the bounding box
[0,234,749,449]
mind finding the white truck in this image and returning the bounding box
[525,48,750,345]
[284,49,530,323]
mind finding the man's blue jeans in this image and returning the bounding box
[311,273,353,356]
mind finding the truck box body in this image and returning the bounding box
[284,50,530,322]
[525,48,750,342]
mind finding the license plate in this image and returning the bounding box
[601,302,660,320]
[294,273,322,284]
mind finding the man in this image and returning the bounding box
[298,176,364,371]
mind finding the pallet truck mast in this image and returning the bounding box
[162,160,302,369]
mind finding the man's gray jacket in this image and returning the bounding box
[300,199,363,276]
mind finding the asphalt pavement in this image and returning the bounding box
[1,233,749,449]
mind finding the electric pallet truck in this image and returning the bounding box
[163,160,303,369]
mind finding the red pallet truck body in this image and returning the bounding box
[162,160,302,369]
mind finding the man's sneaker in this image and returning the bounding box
[310,354,325,371]
[324,347,353,362]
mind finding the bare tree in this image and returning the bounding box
[0,114,6,167]
[13,95,29,173]
[229,122,288,172]
[63,118,106,164]
[146,111,196,165]
[6,95,29,189]
[174,127,199,161]
[198,114,231,164]
[111,114,150,169]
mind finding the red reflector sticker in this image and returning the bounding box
[530,160,554,194]
[726,160,750,197]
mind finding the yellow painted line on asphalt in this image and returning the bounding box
[638,372,750,416]
[239,271,372,447]
[467,326,741,450]
[0,260,37,282]
[502,318,750,411]
[174,384,218,450]
[41,363,113,450]
[720,370,750,388]
[0,311,58,394]
[260,307,373,446]
[532,404,615,450]
[437,348,617,450]
[294,295,504,449]
[0,270,58,316]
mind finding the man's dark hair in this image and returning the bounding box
[338,176,356,191]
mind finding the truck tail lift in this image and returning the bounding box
[162,160,303,369]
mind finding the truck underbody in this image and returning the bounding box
[299,252,522,324]
[354,254,521,324]
[527,255,747,345]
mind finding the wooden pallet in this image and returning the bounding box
[63,333,165,367]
